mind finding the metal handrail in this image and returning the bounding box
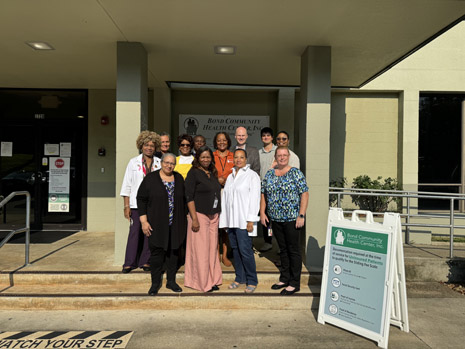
[329,187,465,258]
[0,191,31,266]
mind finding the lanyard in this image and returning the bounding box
[217,152,229,173]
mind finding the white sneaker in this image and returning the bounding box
[259,242,273,252]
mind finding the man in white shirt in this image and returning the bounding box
[235,126,260,176]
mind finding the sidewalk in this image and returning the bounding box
[0,231,464,348]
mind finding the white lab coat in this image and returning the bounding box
[120,154,161,208]
[219,164,261,236]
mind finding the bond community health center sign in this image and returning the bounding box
[179,114,269,149]
[318,208,409,348]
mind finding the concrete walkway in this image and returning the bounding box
[0,231,464,348]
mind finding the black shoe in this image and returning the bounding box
[271,283,288,290]
[122,267,134,274]
[142,266,151,272]
[207,285,220,292]
[280,288,300,295]
[166,282,183,293]
[148,286,159,296]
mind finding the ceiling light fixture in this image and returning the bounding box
[214,46,236,55]
[26,42,55,50]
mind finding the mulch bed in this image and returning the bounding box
[441,282,465,295]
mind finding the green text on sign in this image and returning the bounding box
[331,226,388,255]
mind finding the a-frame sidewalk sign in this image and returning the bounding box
[318,208,409,348]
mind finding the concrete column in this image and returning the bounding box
[398,90,419,243]
[152,85,172,135]
[299,46,331,271]
[277,87,296,148]
[114,42,148,265]
[398,90,419,194]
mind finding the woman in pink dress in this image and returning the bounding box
[184,146,223,292]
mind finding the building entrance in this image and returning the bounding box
[0,89,87,231]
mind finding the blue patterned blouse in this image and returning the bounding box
[162,180,175,226]
[261,167,308,222]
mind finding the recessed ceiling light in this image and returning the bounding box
[26,42,54,50]
[77,115,85,119]
[214,46,236,55]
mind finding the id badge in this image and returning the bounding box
[213,197,218,209]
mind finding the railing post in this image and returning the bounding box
[337,193,341,208]
[450,198,454,259]
[406,196,411,244]
[25,193,30,266]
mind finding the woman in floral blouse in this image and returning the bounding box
[260,146,309,295]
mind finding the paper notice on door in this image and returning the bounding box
[60,142,71,157]
[44,143,59,156]
[48,157,70,212]
[1,142,13,157]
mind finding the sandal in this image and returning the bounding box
[228,282,240,289]
[244,285,257,294]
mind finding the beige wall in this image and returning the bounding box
[87,89,116,232]
[363,22,465,92]
[330,92,399,185]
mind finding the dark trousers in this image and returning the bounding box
[148,231,179,290]
[124,209,151,268]
[272,220,302,288]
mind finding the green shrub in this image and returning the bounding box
[351,175,401,212]
[329,177,347,207]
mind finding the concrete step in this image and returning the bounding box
[0,270,322,286]
[0,270,321,310]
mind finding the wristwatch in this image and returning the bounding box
[299,214,305,218]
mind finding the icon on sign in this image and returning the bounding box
[333,264,342,275]
[335,229,345,245]
[50,195,57,202]
[60,204,68,210]
[331,277,341,288]
[331,291,339,301]
[329,304,338,314]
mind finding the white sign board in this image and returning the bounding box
[44,143,59,156]
[1,141,13,157]
[178,114,270,150]
[48,157,70,212]
[60,142,72,157]
[318,208,408,348]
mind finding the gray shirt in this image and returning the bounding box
[259,144,277,180]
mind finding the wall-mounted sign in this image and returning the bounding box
[179,114,270,150]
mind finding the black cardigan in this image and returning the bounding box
[137,171,187,251]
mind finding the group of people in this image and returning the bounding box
[120,126,308,296]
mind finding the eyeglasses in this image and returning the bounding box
[162,161,176,166]
[180,143,191,147]
[276,137,288,141]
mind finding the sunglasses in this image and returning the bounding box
[276,137,288,141]
[180,143,191,147]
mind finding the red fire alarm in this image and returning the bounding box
[101,115,109,125]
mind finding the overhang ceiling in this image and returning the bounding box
[1,0,464,89]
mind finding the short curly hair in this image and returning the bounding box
[136,130,161,151]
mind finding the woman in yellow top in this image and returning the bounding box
[174,134,194,179]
